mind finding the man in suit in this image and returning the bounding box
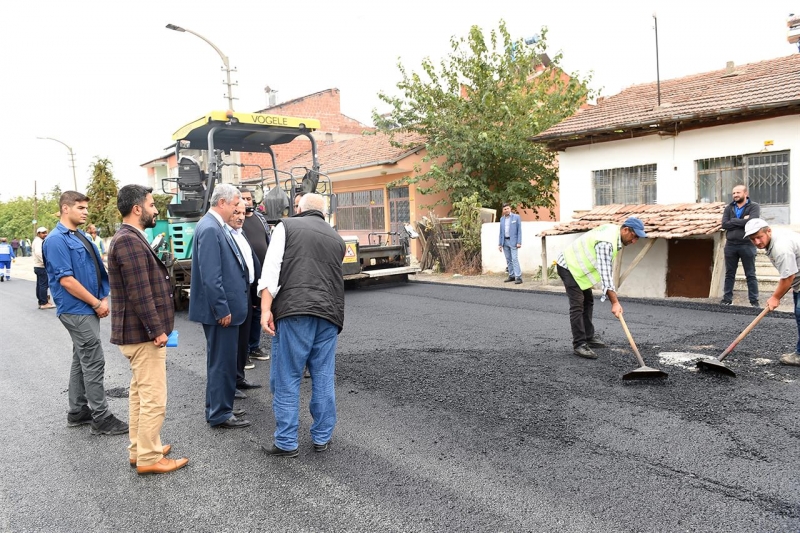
[227,197,262,391]
[108,185,189,475]
[188,183,251,429]
[498,203,523,284]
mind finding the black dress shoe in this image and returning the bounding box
[236,380,262,390]
[234,389,248,399]
[514,277,522,284]
[313,440,331,453]
[503,276,515,282]
[573,344,597,359]
[232,408,246,417]
[213,416,251,429]
[261,444,299,458]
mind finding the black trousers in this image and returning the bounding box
[723,243,759,304]
[236,290,253,385]
[34,266,49,305]
[557,265,595,348]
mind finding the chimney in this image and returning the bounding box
[264,85,278,107]
[325,132,334,145]
[725,61,734,75]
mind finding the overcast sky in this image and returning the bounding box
[1,0,796,200]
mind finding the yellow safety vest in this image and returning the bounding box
[563,224,620,290]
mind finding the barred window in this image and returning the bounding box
[695,151,789,205]
[593,164,657,206]
[336,189,385,231]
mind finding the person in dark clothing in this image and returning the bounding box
[240,188,271,364]
[721,185,760,307]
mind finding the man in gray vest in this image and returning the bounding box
[257,193,346,457]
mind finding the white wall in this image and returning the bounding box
[615,238,669,298]
[482,222,579,274]
[557,115,800,222]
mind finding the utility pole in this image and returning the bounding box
[37,137,77,190]
[653,13,662,107]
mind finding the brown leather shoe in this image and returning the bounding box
[136,457,188,475]
[129,444,172,466]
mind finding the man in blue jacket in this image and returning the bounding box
[43,191,128,435]
[498,203,523,284]
[0,237,14,281]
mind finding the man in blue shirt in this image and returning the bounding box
[43,191,128,435]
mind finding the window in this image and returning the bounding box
[336,189,385,231]
[593,164,657,206]
[696,151,790,224]
[695,151,789,205]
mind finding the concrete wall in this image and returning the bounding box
[482,222,670,298]
[557,115,800,222]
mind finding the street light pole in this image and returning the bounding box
[166,23,237,111]
[36,136,78,190]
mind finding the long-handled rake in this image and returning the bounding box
[618,315,669,380]
[696,307,771,377]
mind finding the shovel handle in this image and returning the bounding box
[718,306,771,362]
[618,314,647,367]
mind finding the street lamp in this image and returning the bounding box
[36,136,78,190]
[166,23,237,111]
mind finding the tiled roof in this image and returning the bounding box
[539,203,726,239]
[532,55,800,147]
[286,132,425,173]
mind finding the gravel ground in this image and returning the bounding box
[1,275,799,532]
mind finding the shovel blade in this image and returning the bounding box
[622,366,669,380]
[696,358,737,377]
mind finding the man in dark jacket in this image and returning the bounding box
[108,185,188,475]
[257,193,346,457]
[721,185,760,307]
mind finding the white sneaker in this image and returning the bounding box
[779,353,800,366]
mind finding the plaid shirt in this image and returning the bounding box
[557,237,621,299]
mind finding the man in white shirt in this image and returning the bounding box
[745,218,800,366]
[227,198,262,391]
[33,227,55,309]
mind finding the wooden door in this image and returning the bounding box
[666,239,714,298]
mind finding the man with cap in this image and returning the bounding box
[745,218,800,366]
[33,227,55,309]
[0,237,15,282]
[556,217,647,359]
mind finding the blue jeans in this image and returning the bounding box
[794,292,800,354]
[503,244,521,278]
[270,315,338,450]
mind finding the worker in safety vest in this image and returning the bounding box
[555,217,647,359]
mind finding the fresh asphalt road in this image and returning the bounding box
[1,277,799,532]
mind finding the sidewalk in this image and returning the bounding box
[410,270,796,314]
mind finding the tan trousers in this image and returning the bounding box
[120,342,167,466]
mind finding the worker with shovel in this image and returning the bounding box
[556,217,647,359]
[744,218,800,366]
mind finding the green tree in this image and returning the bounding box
[374,21,594,216]
[0,191,60,241]
[86,157,119,236]
[153,194,173,220]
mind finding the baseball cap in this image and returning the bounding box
[36,227,48,233]
[622,217,647,238]
[743,218,770,238]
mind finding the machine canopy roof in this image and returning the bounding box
[172,111,321,153]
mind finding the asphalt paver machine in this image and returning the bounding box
[152,110,418,308]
